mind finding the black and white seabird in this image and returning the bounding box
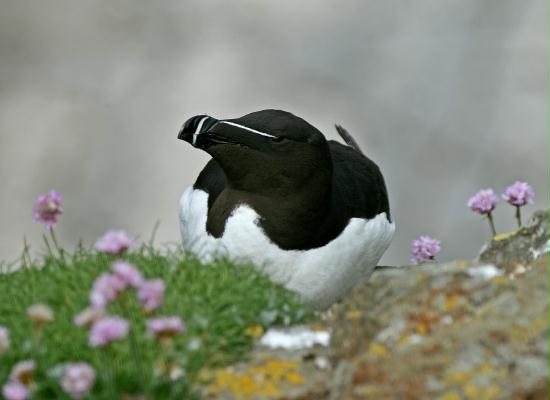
[177,109,395,309]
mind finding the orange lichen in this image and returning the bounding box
[205,358,306,398]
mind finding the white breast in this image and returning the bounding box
[179,187,395,309]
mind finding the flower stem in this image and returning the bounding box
[487,212,497,237]
[515,205,522,228]
[21,236,32,269]
[49,228,66,263]
[119,296,146,390]
[42,234,55,259]
[99,349,117,398]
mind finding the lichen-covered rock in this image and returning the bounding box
[479,209,549,272]
[201,210,549,400]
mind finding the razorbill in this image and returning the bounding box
[177,109,395,309]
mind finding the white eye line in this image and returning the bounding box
[192,117,209,146]
[219,120,276,139]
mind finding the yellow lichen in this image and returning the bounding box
[476,362,494,374]
[345,310,364,320]
[481,384,501,399]
[205,358,305,398]
[416,273,428,282]
[529,317,548,333]
[454,260,471,269]
[463,383,480,399]
[444,370,473,385]
[244,324,264,338]
[284,371,305,384]
[492,231,516,241]
[416,324,429,334]
[397,335,411,347]
[444,295,461,310]
[490,275,508,285]
[366,342,388,358]
[354,384,376,397]
[510,323,534,341]
[440,390,461,400]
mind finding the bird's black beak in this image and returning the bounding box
[179,114,260,151]
[177,115,227,150]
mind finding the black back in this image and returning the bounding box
[193,137,390,250]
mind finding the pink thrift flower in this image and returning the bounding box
[94,230,134,255]
[61,362,96,399]
[411,235,441,265]
[2,382,29,400]
[502,181,534,206]
[138,279,165,312]
[90,273,126,309]
[467,189,499,215]
[112,261,144,288]
[89,317,129,347]
[147,317,185,339]
[0,325,10,355]
[32,190,63,228]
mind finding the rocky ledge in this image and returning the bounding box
[201,210,549,400]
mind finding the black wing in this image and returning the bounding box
[192,159,226,211]
[328,140,391,223]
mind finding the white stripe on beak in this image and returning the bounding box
[192,117,210,146]
[219,121,276,139]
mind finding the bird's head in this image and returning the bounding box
[178,109,332,195]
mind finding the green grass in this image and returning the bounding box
[0,245,314,399]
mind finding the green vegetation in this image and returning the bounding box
[0,246,314,399]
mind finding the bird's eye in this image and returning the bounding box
[272,136,284,143]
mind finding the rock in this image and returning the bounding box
[479,209,549,272]
[201,210,549,399]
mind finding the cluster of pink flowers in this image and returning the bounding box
[2,360,96,400]
[95,230,134,255]
[32,190,63,229]
[468,181,535,234]
[79,259,184,345]
[84,260,166,347]
[89,261,163,312]
[24,193,187,396]
[2,259,185,398]
[410,235,441,265]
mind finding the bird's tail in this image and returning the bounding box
[335,124,363,155]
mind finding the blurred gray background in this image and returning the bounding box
[1,0,548,266]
